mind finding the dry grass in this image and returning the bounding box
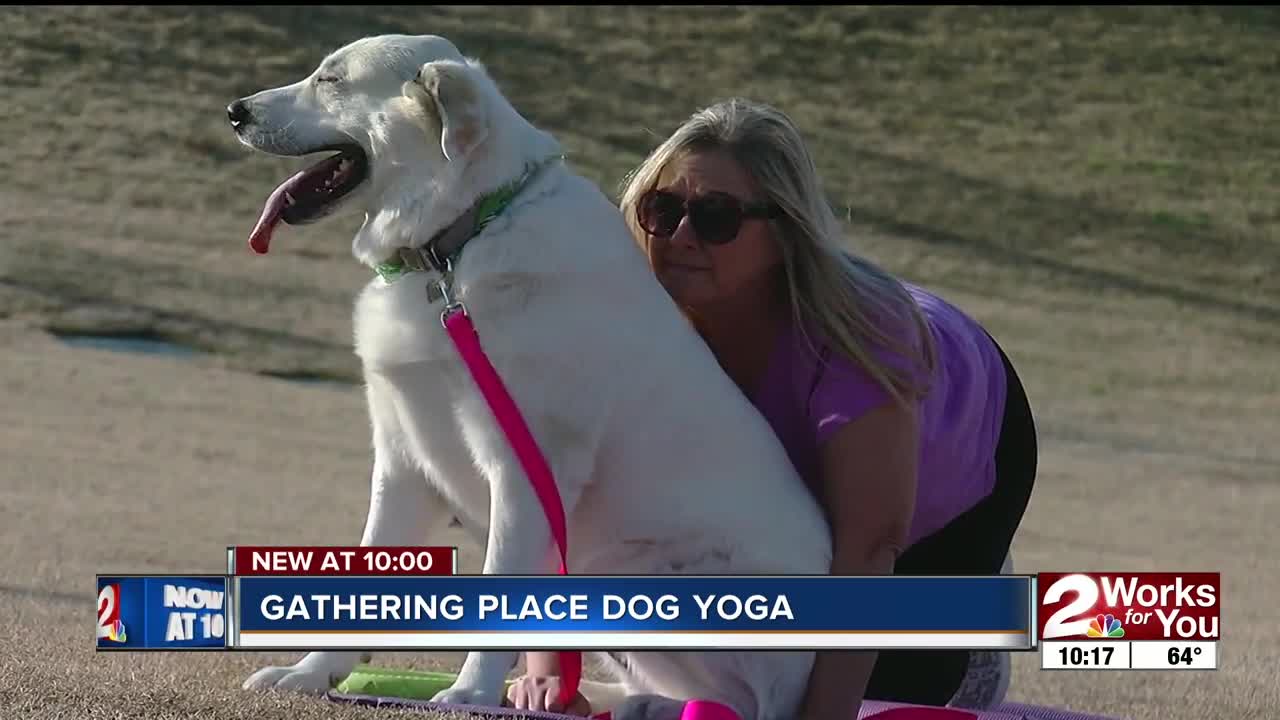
[2,5,1278,719]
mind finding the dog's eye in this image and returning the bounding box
[316,75,342,84]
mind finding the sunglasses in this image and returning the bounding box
[637,189,783,245]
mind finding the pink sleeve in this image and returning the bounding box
[808,350,896,445]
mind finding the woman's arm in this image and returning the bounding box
[799,400,919,720]
[525,650,561,675]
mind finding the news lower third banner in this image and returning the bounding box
[230,575,1034,651]
[95,567,1223,656]
[97,575,1031,651]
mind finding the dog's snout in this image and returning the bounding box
[227,99,252,128]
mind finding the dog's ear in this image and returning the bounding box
[405,60,488,163]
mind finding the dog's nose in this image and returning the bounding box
[227,99,252,128]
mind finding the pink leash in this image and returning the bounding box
[442,303,582,711]
[442,297,738,720]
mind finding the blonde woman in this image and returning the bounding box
[509,99,1038,716]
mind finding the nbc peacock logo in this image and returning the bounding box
[104,618,127,643]
[1086,613,1124,638]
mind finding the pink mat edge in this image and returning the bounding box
[860,699,1120,719]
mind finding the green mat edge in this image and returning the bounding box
[337,665,514,701]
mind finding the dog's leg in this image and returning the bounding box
[430,479,564,705]
[432,432,591,707]
[609,650,815,720]
[243,414,448,694]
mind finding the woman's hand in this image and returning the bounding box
[506,674,593,716]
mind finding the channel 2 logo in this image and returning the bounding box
[97,582,128,643]
[1037,572,1220,642]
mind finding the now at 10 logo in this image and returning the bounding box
[1037,572,1220,642]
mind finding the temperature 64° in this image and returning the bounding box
[1168,646,1203,665]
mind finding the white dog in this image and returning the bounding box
[229,34,832,720]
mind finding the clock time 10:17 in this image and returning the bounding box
[1059,645,1115,666]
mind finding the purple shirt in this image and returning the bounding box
[750,284,1008,547]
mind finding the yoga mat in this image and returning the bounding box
[335,666,478,700]
[986,703,1126,720]
[327,689,1123,720]
[329,664,1123,720]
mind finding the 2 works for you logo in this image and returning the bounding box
[1037,572,1220,642]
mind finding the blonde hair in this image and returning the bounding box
[619,98,937,406]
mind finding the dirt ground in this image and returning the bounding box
[2,317,1275,719]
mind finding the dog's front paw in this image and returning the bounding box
[242,651,363,695]
[613,694,688,720]
[431,683,504,707]
[242,663,339,694]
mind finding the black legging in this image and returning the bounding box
[863,334,1038,707]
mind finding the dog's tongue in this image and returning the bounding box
[247,169,306,255]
